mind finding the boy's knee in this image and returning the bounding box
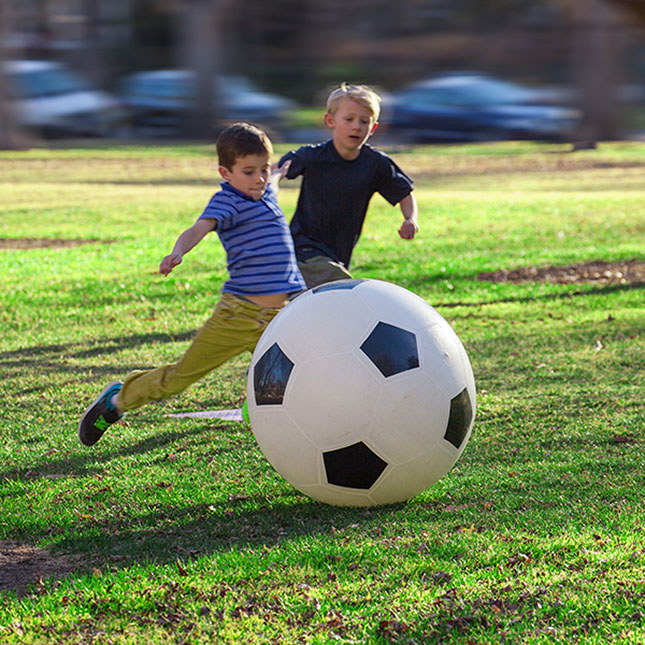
[158,366,200,398]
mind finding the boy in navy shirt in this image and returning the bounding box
[278,83,419,288]
[79,123,305,447]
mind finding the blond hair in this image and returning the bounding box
[326,83,381,121]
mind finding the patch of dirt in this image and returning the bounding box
[0,238,110,250]
[478,259,645,285]
[0,540,81,595]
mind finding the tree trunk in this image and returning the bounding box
[0,2,34,149]
[79,0,107,88]
[571,0,623,143]
[180,0,220,139]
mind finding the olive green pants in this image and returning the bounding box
[116,292,281,412]
[297,255,352,289]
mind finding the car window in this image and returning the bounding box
[217,76,256,99]
[123,75,193,99]
[463,81,529,105]
[8,68,89,98]
[404,79,530,107]
[146,77,192,98]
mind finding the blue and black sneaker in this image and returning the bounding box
[78,382,123,446]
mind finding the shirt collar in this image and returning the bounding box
[326,138,369,163]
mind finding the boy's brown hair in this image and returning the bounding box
[326,83,381,121]
[216,122,273,169]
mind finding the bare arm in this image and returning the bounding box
[159,218,216,276]
[268,159,291,193]
[398,192,419,240]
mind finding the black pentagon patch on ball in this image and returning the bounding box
[444,388,473,449]
[360,322,419,377]
[253,342,294,405]
[323,441,388,489]
[312,279,365,294]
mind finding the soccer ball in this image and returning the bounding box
[246,279,475,506]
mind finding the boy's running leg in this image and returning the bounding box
[116,294,279,412]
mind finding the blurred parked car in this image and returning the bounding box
[118,70,296,135]
[386,72,582,143]
[3,60,126,137]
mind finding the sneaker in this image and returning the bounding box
[78,382,123,446]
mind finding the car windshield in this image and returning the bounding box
[406,78,531,107]
[217,76,256,98]
[8,67,90,98]
[121,73,262,101]
[128,76,193,99]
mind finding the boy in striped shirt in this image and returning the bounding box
[79,123,305,447]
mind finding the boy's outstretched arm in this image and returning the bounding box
[160,218,216,276]
[268,159,291,193]
[398,192,419,240]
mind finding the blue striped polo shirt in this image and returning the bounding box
[199,182,305,296]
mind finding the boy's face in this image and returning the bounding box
[325,97,378,159]
[219,153,270,200]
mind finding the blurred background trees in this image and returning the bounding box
[1,0,645,146]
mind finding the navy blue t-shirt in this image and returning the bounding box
[279,140,413,268]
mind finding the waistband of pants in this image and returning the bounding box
[222,291,287,315]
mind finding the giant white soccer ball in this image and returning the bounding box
[246,279,476,506]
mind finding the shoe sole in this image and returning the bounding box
[78,381,123,445]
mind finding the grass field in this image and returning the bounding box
[0,140,643,643]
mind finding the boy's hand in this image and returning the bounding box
[398,219,419,240]
[159,219,214,276]
[278,159,291,178]
[271,159,291,179]
[160,253,182,276]
[269,160,291,191]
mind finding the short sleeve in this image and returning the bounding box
[198,192,237,231]
[279,145,311,179]
[376,155,414,206]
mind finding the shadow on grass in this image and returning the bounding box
[51,492,389,565]
[0,331,197,362]
[2,419,404,591]
[15,439,644,596]
[0,424,209,483]
[409,279,643,309]
[0,331,198,396]
[3,413,643,599]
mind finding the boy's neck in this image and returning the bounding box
[331,137,363,161]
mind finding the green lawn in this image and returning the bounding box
[0,141,643,643]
